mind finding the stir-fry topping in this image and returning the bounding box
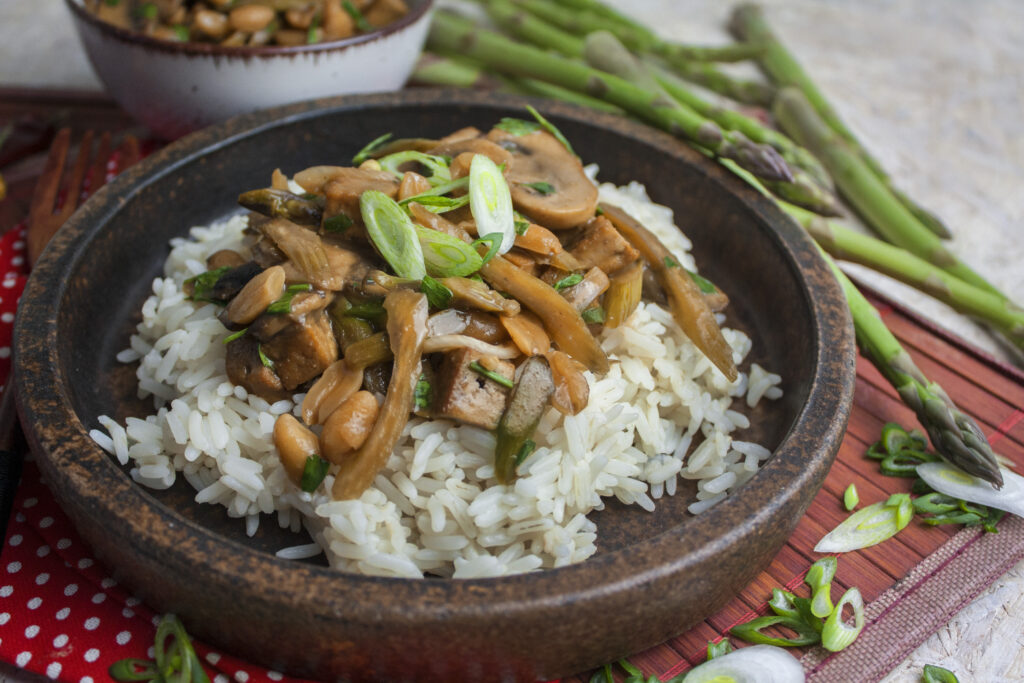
[216,114,739,499]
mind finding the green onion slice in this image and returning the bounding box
[805,556,837,618]
[553,273,583,291]
[399,175,470,205]
[687,268,717,294]
[514,439,536,467]
[360,190,426,280]
[223,328,247,344]
[522,181,555,195]
[581,306,606,324]
[341,0,373,32]
[917,461,1024,518]
[814,499,912,553]
[257,344,274,370]
[469,154,515,254]
[922,664,960,683]
[378,151,451,186]
[526,104,575,157]
[705,638,733,661]
[768,588,799,620]
[323,213,354,234]
[821,587,865,652]
[414,373,431,411]
[352,132,393,165]
[843,483,859,511]
[469,361,513,388]
[184,266,231,304]
[417,225,483,277]
[300,455,330,493]
[403,194,470,214]
[495,117,542,136]
[421,275,453,309]
[472,232,504,266]
[791,596,823,633]
[682,645,805,683]
[266,283,313,315]
[729,615,820,647]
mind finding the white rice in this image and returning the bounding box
[92,178,783,579]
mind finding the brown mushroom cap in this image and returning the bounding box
[486,128,599,230]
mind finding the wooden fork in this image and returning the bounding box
[26,127,140,265]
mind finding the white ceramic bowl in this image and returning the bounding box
[64,0,434,139]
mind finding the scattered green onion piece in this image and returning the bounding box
[805,556,837,618]
[581,307,606,324]
[377,151,451,186]
[729,615,820,647]
[922,511,985,526]
[323,213,353,234]
[814,499,912,553]
[352,132,393,165]
[514,219,530,236]
[300,455,330,492]
[553,273,584,291]
[399,175,470,205]
[687,268,716,294]
[472,232,504,266]
[663,255,680,269]
[402,193,470,213]
[522,181,555,195]
[421,275,453,309]
[681,645,805,683]
[469,154,515,253]
[343,300,386,321]
[912,492,960,515]
[417,225,484,277]
[922,665,960,683]
[881,450,938,477]
[223,328,247,344]
[706,639,733,661]
[184,266,231,304]
[768,588,799,619]
[414,374,431,411]
[109,659,159,682]
[526,104,575,157]
[266,283,313,315]
[887,493,914,529]
[495,117,542,136]
[880,422,911,453]
[469,361,513,388]
[821,587,865,652]
[111,615,209,683]
[865,442,889,461]
[844,484,859,511]
[589,664,614,683]
[917,461,1024,518]
[514,439,536,467]
[341,0,373,32]
[360,190,426,280]
[791,596,823,633]
[306,13,321,43]
[257,344,274,370]
[172,24,189,41]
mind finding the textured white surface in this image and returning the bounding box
[2,1,1023,681]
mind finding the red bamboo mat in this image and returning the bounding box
[560,293,1024,682]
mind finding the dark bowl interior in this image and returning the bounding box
[15,90,855,681]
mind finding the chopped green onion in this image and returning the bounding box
[687,268,717,294]
[705,639,733,661]
[881,421,911,453]
[109,658,159,681]
[223,328,248,344]
[341,0,373,32]
[414,373,431,411]
[514,439,536,467]
[844,483,859,511]
[300,455,330,492]
[581,307,606,324]
[469,154,515,254]
[922,664,960,683]
[792,596,823,633]
[377,151,451,186]
[417,226,484,277]
[821,587,864,652]
[887,493,914,528]
[421,275,453,309]
[257,344,274,370]
[681,645,805,683]
[136,2,157,19]
[814,498,912,553]
[616,659,642,678]
[184,266,232,304]
[514,219,530,236]
[323,213,354,234]
[805,556,837,618]
[469,361,513,388]
[768,588,799,620]
[663,255,680,269]
[880,450,937,477]
[343,300,386,320]
[172,24,189,41]
[399,175,470,204]
[111,615,209,683]
[472,232,504,266]
[522,181,555,195]
[495,117,542,136]
[912,492,960,515]
[266,283,313,315]
[306,13,321,43]
[917,461,1024,518]
[352,132,393,165]
[526,104,575,157]
[402,193,470,213]
[553,273,583,291]
[360,190,426,280]
[589,664,613,683]
[729,615,820,647]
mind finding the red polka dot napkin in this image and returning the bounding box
[0,226,310,681]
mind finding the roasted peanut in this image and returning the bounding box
[229,4,275,33]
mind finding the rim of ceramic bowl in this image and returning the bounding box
[63,0,434,58]
[15,90,854,673]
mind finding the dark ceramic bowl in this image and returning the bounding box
[15,90,855,681]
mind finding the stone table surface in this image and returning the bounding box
[1,1,1023,681]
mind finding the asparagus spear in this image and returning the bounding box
[773,86,1005,298]
[825,253,1003,487]
[729,3,951,239]
[427,11,793,183]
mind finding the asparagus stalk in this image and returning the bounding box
[427,11,794,182]
[729,3,951,239]
[773,86,1005,298]
[824,253,1003,487]
[787,203,1024,350]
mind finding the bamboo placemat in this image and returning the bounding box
[560,292,1024,681]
